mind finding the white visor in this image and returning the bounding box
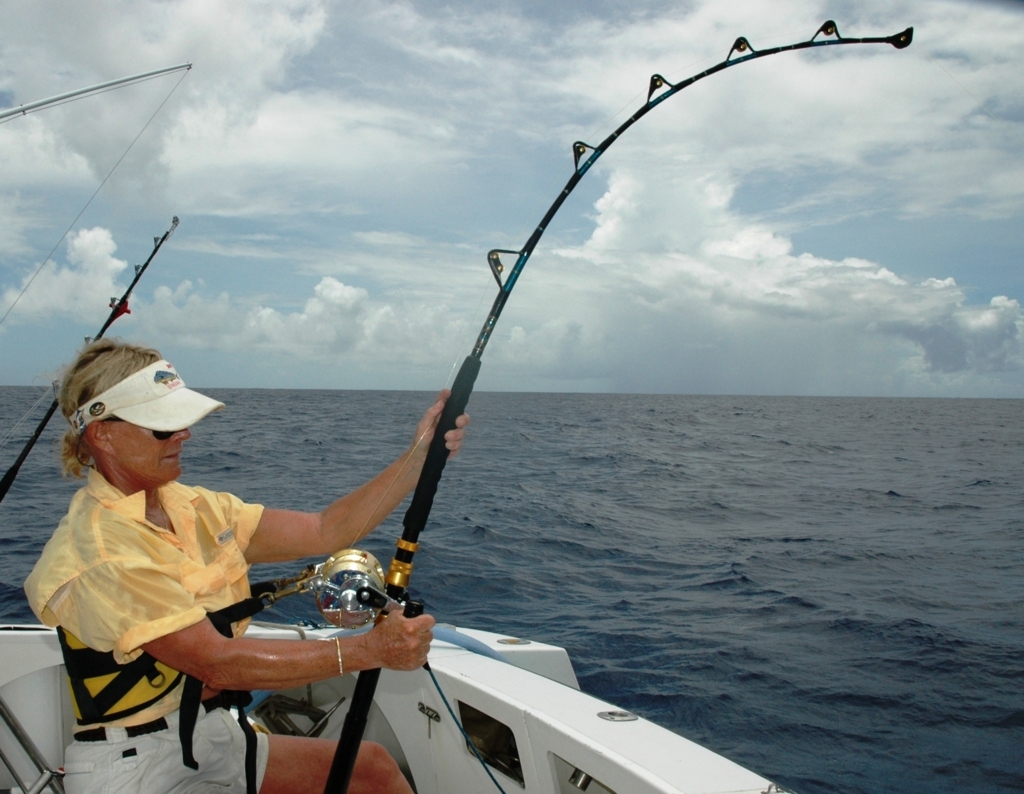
[71,360,224,434]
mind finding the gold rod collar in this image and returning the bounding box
[386,559,414,589]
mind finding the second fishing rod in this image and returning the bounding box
[0,217,180,506]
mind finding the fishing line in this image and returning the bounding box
[926,53,1024,148]
[436,61,703,390]
[425,664,509,794]
[0,68,190,329]
[350,420,435,544]
[438,32,799,388]
[440,269,493,390]
[0,386,55,452]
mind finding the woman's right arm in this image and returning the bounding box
[142,611,434,693]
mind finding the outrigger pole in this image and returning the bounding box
[0,64,192,123]
[324,20,913,794]
[0,217,180,506]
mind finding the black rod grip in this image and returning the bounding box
[324,667,382,794]
[401,355,480,543]
[324,357,477,794]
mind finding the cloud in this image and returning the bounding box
[540,0,1024,222]
[1,1,326,157]
[135,274,471,385]
[9,200,1014,392]
[0,227,129,325]
[480,168,1023,392]
[5,1,1022,225]
[0,194,42,258]
[1,1,1021,395]
[881,294,1022,374]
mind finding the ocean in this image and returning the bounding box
[1,387,1021,794]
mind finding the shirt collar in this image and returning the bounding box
[85,468,200,526]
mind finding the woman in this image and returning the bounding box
[25,339,469,794]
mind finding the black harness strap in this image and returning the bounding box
[177,581,275,794]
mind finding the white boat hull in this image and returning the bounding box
[1,623,780,794]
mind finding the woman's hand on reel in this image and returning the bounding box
[361,611,435,671]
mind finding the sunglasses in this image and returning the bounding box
[104,417,175,440]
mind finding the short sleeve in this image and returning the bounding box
[51,561,207,664]
[233,502,264,552]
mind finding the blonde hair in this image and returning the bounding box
[59,339,161,478]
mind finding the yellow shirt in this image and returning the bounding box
[24,469,264,725]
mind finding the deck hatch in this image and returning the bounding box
[457,700,525,787]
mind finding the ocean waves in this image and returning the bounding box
[1,388,1022,793]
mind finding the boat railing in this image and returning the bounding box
[0,694,64,794]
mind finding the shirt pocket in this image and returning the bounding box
[215,535,250,587]
[179,558,227,597]
[179,533,249,599]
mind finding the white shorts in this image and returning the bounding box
[62,707,270,794]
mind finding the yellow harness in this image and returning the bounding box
[56,584,274,794]
[57,627,183,724]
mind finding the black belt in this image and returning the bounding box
[73,695,231,743]
[74,716,169,742]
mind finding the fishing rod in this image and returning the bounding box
[0,64,192,124]
[0,217,180,506]
[324,19,915,793]
[204,17,909,777]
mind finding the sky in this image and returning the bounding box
[0,0,1021,396]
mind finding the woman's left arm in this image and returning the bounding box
[243,390,469,564]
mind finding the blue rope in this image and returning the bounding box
[425,664,509,794]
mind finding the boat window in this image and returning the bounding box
[457,700,525,787]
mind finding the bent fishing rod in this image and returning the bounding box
[0,217,180,505]
[319,19,913,793]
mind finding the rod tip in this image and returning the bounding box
[891,27,914,49]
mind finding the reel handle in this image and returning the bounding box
[403,600,424,618]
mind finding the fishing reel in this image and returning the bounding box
[266,548,406,629]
